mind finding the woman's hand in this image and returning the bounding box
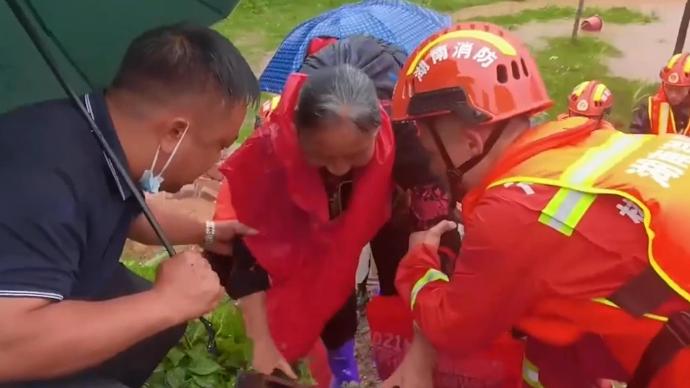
[251,335,297,379]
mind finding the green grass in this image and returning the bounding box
[464,6,656,29]
[414,0,514,12]
[535,36,656,130]
[123,259,316,388]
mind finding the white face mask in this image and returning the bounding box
[139,126,189,193]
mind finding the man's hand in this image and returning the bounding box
[204,220,257,255]
[382,331,435,388]
[152,250,225,321]
[409,220,458,250]
[251,336,297,379]
[129,198,257,251]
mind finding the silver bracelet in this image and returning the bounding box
[204,220,216,248]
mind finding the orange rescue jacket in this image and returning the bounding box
[647,90,690,135]
[458,117,690,387]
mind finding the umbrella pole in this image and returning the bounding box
[7,0,217,354]
[674,0,690,54]
[571,0,586,42]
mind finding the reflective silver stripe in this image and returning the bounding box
[549,190,590,225]
[567,135,644,184]
[522,358,544,388]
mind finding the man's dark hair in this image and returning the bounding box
[111,23,259,106]
[295,64,381,134]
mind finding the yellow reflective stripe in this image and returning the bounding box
[659,102,672,134]
[593,298,668,322]
[406,30,517,76]
[593,83,607,102]
[539,189,595,236]
[648,96,655,131]
[561,132,645,185]
[491,171,690,306]
[522,358,544,388]
[410,268,449,309]
[572,81,589,98]
[667,53,682,69]
[270,95,281,110]
[536,133,647,235]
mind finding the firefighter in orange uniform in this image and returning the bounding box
[560,80,614,122]
[386,22,690,388]
[630,52,690,134]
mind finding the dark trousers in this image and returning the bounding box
[321,218,410,350]
[4,264,186,388]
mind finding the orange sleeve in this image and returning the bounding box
[213,178,237,221]
[395,192,549,356]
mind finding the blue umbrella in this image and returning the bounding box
[259,0,450,93]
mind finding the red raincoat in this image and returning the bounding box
[219,73,395,361]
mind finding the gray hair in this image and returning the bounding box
[295,64,381,134]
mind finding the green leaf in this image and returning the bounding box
[187,343,212,360]
[191,373,222,388]
[217,339,249,369]
[164,367,186,388]
[188,356,223,376]
[166,346,186,367]
[144,368,166,388]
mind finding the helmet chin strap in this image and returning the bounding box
[428,121,506,199]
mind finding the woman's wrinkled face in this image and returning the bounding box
[298,119,378,177]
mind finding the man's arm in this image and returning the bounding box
[0,290,177,381]
[395,194,552,356]
[0,169,223,382]
[128,196,204,245]
[0,249,223,382]
[129,195,256,254]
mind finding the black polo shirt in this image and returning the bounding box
[0,91,141,301]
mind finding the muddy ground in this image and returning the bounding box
[458,0,689,81]
[355,309,381,388]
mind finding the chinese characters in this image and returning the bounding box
[626,138,690,188]
[413,41,499,81]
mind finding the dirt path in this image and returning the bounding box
[454,0,681,20]
[454,0,689,82]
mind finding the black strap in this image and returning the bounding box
[609,267,675,317]
[627,311,690,388]
[607,268,690,386]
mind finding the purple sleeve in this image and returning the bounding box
[629,99,651,134]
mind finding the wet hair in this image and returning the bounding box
[111,23,259,106]
[299,35,406,101]
[295,64,381,135]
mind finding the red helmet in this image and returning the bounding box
[660,52,690,87]
[391,22,552,124]
[567,80,614,118]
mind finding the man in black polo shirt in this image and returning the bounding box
[0,24,259,387]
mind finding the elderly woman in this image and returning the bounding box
[211,37,459,387]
